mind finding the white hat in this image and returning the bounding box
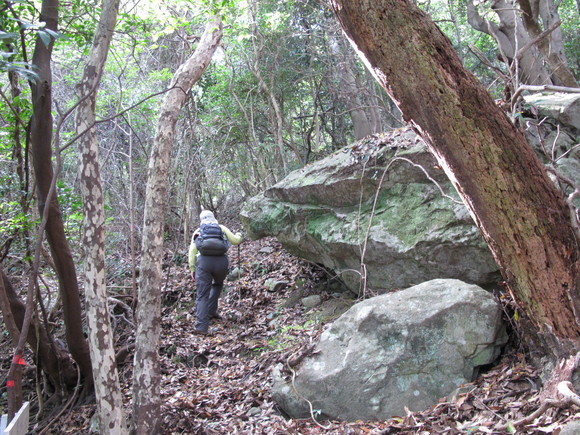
[200,210,218,225]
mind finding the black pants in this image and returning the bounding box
[195,255,229,332]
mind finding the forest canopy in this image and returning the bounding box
[0,0,578,245]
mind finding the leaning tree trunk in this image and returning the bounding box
[330,1,579,351]
[29,0,93,386]
[74,0,126,432]
[132,16,223,434]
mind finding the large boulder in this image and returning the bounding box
[241,128,499,294]
[272,279,508,421]
[521,92,579,207]
[523,92,580,131]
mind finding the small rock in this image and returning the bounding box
[227,267,246,281]
[265,279,289,292]
[248,407,261,416]
[279,288,305,308]
[259,246,275,254]
[302,295,322,308]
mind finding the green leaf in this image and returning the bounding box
[0,31,19,40]
[19,20,44,30]
[43,28,62,40]
[38,30,52,47]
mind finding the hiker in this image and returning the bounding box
[188,210,243,335]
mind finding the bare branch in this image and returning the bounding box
[515,19,562,61]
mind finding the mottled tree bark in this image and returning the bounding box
[29,0,93,386]
[132,16,223,434]
[331,1,579,348]
[75,0,126,432]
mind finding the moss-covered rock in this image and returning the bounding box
[241,128,499,294]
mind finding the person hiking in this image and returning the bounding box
[188,210,243,335]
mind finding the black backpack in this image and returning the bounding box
[195,223,229,256]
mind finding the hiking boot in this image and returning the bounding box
[192,327,218,336]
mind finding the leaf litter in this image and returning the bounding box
[8,237,580,433]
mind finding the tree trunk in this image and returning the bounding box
[74,0,126,432]
[466,0,551,86]
[517,0,578,88]
[0,267,22,420]
[331,1,579,349]
[329,34,374,139]
[0,269,20,346]
[466,0,577,88]
[29,0,93,387]
[1,270,77,389]
[132,16,223,434]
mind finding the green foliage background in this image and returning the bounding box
[0,0,577,272]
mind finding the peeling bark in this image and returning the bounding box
[75,0,126,432]
[331,0,579,349]
[132,17,223,434]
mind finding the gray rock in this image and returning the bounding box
[560,420,580,435]
[241,128,499,294]
[264,279,289,292]
[247,407,262,417]
[523,92,580,130]
[302,295,322,308]
[227,267,246,281]
[279,288,305,309]
[555,158,580,182]
[272,279,508,421]
[525,122,578,162]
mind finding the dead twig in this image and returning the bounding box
[287,344,317,368]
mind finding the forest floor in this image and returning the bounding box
[4,237,580,434]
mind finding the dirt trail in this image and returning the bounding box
[35,238,580,433]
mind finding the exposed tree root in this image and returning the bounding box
[498,353,580,431]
